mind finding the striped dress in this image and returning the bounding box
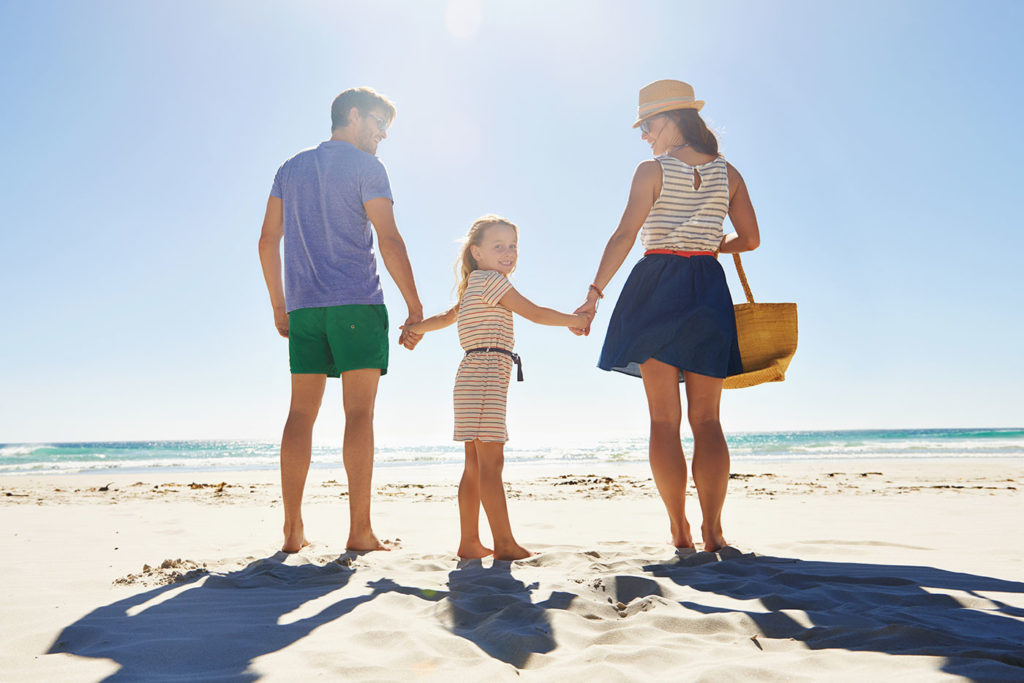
[641,154,729,252]
[453,270,515,443]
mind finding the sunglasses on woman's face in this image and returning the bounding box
[639,115,664,135]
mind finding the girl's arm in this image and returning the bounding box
[499,288,592,329]
[401,305,458,335]
[718,163,760,254]
[576,160,661,318]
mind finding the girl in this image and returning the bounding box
[402,215,591,560]
[575,80,760,552]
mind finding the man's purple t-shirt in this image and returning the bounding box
[270,140,393,313]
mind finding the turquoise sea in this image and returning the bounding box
[1,428,1022,476]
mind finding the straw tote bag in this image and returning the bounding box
[723,254,798,389]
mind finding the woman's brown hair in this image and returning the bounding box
[665,109,719,155]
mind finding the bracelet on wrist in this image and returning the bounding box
[588,283,605,299]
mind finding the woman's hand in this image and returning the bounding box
[571,290,600,336]
[568,310,594,335]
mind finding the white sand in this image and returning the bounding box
[2,458,1023,681]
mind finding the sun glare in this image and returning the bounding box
[445,0,482,39]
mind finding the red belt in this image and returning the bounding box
[644,249,714,257]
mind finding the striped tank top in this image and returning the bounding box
[640,154,730,253]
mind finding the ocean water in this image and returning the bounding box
[1,428,1022,476]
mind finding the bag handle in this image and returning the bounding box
[732,253,755,304]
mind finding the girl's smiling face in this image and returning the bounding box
[471,223,518,275]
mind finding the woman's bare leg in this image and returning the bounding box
[684,370,729,552]
[457,441,492,558]
[474,439,530,560]
[640,358,694,549]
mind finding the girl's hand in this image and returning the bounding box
[399,321,424,349]
[572,295,598,336]
[569,310,593,336]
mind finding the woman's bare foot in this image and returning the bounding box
[458,540,493,559]
[701,522,727,552]
[282,524,309,554]
[671,518,694,550]
[493,542,532,561]
[346,531,390,552]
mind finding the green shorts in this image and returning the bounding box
[288,305,389,377]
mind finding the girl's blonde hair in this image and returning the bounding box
[455,214,519,302]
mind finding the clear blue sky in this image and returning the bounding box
[1,0,1021,444]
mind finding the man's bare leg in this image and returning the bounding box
[281,374,326,553]
[341,368,387,551]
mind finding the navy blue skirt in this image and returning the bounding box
[598,253,742,381]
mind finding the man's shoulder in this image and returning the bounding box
[281,145,320,165]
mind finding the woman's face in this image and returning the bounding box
[640,114,679,156]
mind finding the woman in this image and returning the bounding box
[576,80,760,552]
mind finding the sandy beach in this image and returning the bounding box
[2,458,1022,681]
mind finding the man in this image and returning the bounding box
[258,87,423,553]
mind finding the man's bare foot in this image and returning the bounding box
[282,527,310,554]
[493,543,532,561]
[458,540,493,560]
[346,531,390,552]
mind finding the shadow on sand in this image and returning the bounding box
[47,552,445,681]
[643,550,1024,679]
[444,559,576,668]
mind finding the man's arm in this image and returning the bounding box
[364,197,424,349]
[257,196,289,337]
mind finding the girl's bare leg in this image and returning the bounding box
[684,370,729,552]
[640,358,694,549]
[457,441,492,558]
[474,439,531,560]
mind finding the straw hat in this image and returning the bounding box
[632,80,704,128]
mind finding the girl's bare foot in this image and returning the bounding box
[493,542,532,561]
[458,540,493,559]
[282,525,310,554]
[346,531,390,552]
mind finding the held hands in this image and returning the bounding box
[568,310,593,336]
[570,288,601,336]
[398,315,424,350]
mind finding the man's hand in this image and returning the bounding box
[398,313,423,350]
[274,307,289,338]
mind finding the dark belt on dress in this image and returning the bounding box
[464,347,524,382]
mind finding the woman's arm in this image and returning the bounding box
[718,163,760,254]
[499,288,592,329]
[401,305,458,335]
[575,160,661,318]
